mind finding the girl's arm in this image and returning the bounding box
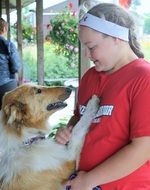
[67,136,150,190]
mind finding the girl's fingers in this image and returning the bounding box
[55,126,73,144]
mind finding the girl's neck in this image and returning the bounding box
[108,51,138,74]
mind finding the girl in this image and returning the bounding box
[55,3,150,190]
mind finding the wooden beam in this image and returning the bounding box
[5,0,10,40]
[36,0,44,85]
[79,0,91,78]
[0,0,2,18]
[16,0,23,84]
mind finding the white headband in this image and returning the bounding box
[79,13,129,42]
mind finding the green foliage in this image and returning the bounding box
[21,7,36,43]
[23,43,78,83]
[48,4,79,66]
[48,118,68,138]
[11,21,36,43]
[11,6,36,43]
[22,22,36,43]
[44,43,78,78]
[23,45,37,81]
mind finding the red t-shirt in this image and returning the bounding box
[75,58,150,189]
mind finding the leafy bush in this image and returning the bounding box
[11,6,36,43]
[23,43,78,83]
[44,43,78,78]
[48,3,79,67]
[22,23,36,43]
[23,45,37,82]
[11,20,36,44]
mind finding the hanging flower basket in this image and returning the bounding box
[48,3,79,65]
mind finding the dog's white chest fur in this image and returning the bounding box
[0,125,70,182]
[0,83,99,190]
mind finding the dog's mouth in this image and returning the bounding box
[47,101,67,111]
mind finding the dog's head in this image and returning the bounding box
[1,83,72,135]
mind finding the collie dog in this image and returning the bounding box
[0,83,99,190]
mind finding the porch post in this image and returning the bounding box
[5,0,10,40]
[16,0,23,84]
[79,0,91,78]
[36,0,44,85]
[0,0,2,18]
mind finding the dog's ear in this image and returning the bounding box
[3,101,28,125]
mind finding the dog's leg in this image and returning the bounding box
[67,95,100,168]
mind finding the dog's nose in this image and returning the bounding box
[65,86,72,95]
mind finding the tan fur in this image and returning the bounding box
[2,84,70,133]
[0,84,99,190]
[0,84,75,190]
[3,161,75,190]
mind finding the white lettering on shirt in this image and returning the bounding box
[79,104,114,123]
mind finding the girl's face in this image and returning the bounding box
[79,26,123,73]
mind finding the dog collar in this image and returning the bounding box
[79,13,129,41]
[23,135,46,146]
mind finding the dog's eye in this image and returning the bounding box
[36,89,42,94]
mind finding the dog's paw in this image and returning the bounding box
[84,95,100,117]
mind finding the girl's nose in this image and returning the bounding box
[85,47,91,59]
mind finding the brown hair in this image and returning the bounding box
[0,18,8,35]
[88,3,144,58]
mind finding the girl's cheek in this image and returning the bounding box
[91,51,98,59]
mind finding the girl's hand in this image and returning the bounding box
[65,171,93,190]
[55,126,73,144]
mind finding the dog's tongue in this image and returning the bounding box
[47,101,67,111]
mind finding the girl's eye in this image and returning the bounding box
[89,46,96,51]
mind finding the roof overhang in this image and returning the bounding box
[1,0,35,14]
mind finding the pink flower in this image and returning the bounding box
[46,24,52,31]
[68,3,73,10]
[72,11,76,17]
[69,45,74,50]
[69,28,74,32]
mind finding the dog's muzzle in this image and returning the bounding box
[47,101,67,111]
[47,87,72,111]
